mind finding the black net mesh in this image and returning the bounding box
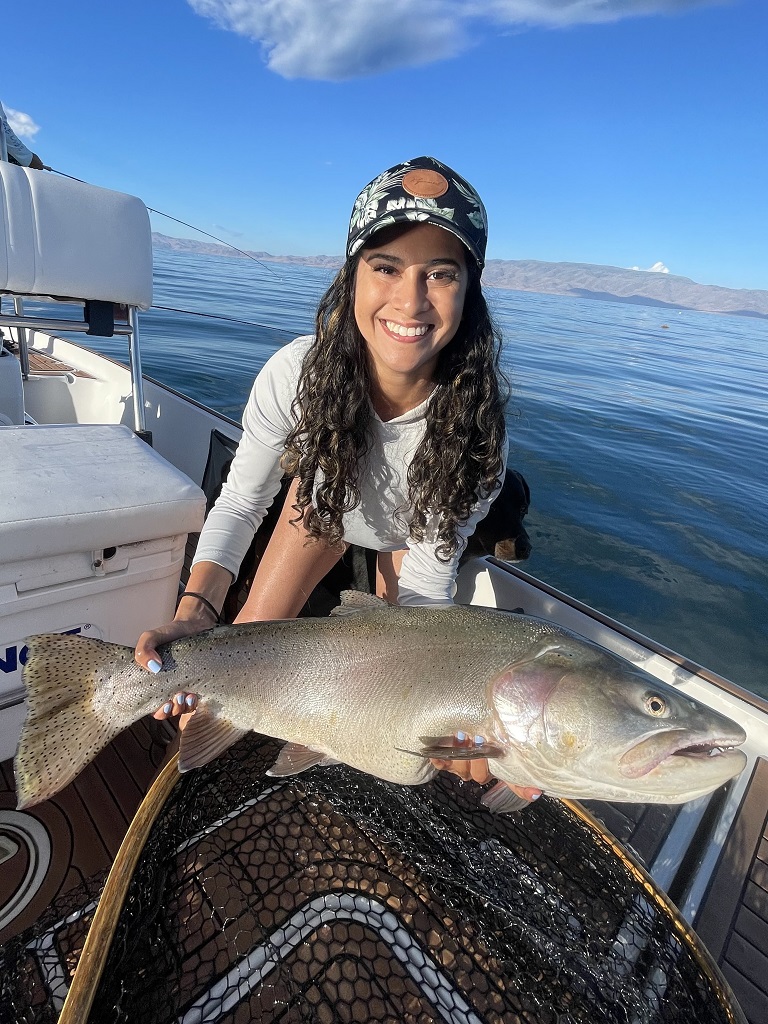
[1,734,742,1024]
[0,870,105,1024]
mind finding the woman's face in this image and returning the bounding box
[353,222,468,390]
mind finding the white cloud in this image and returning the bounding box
[188,0,719,80]
[483,0,714,30]
[3,105,40,139]
[188,0,465,79]
[631,261,670,273]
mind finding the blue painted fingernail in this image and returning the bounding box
[456,731,466,742]
[175,694,185,706]
[531,792,542,800]
[147,659,162,674]
[185,695,196,707]
[163,703,172,715]
[474,735,484,746]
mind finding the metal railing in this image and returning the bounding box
[0,299,148,435]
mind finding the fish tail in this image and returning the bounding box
[15,633,135,809]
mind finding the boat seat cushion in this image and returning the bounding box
[0,423,205,562]
[0,163,152,309]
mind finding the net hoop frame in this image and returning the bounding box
[56,756,747,1024]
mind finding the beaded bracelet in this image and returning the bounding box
[177,591,221,625]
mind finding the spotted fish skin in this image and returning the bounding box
[14,593,747,810]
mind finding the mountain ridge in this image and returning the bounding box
[152,232,768,319]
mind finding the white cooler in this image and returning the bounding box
[0,423,206,760]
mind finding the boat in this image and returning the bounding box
[1,158,766,1024]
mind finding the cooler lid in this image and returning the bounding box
[1,424,206,561]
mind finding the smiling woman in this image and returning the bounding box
[134,155,536,798]
[136,155,506,630]
[353,222,468,416]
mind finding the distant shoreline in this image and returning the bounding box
[152,232,768,320]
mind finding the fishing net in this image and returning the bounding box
[1,733,742,1024]
[0,870,104,1024]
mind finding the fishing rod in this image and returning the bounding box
[145,208,281,278]
[152,303,294,333]
[49,167,282,278]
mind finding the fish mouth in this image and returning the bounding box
[619,729,746,779]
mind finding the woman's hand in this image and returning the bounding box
[135,616,208,720]
[429,732,542,803]
[135,567,232,721]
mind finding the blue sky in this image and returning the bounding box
[5,0,766,289]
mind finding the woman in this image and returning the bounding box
[136,155,540,801]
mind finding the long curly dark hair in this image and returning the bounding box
[282,250,509,561]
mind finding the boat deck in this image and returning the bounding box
[694,757,768,1024]
[0,717,174,947]
[25,349,94,377]
[1,339,96,378]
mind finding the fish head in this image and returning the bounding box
[488,630,747,803]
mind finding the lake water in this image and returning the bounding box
[88,248,768,698]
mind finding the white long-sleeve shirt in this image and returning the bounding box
[193,335,507,605]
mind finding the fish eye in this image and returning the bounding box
[644,693,667,717]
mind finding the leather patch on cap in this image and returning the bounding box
[402,169,449,199]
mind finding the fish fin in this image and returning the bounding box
[419,734,455,747]
[178,708,247,772]
[481,781,533,814]
[15,634,134,809]
[417,740,506,760]
[267,742,339,777]
[330,591,391,617]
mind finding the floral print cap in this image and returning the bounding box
[347,156,488,268]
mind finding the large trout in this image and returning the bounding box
[15,593,746,810]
